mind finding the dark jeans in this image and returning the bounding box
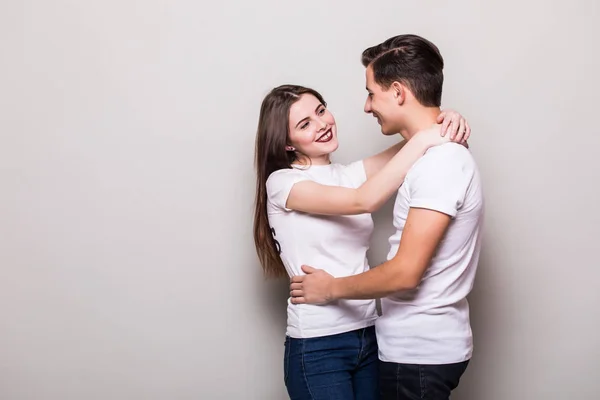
[379,360,469,400]
[284,325,379,400]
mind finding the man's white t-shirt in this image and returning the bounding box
[266,161,378,339]
[376,143,484,365]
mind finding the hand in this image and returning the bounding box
[290,265,335,305]
[437,109,471,144]
[413,124,447,149]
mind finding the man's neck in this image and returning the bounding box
[399,107,441,140]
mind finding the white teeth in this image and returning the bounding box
[317,131,332,142]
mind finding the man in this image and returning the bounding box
[290,34,484,399]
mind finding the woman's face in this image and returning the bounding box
[287,94,338,164]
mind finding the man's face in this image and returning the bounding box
[363,65,405,136]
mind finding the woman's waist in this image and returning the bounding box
[286,301,377,339]
[286,300,377,329]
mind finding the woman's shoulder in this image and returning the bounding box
[266,167,310,191]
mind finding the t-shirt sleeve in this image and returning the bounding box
[343,160,368,187]
[408,146,475,218]
[266,169,310,212]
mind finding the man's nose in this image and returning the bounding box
[364,98,372,114]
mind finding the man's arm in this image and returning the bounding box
[290,207,451,303]
[290,144,473,304]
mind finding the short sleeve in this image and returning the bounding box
[408,145,474,218]
[342,160,368,187]
[266,169,310,212]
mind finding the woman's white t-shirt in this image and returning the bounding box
[266,161,377,338]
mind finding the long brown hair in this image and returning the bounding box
[253,85,327,278]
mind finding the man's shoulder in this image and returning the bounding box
[404,143,479,193]
[411,143,475,174]
[426,142,473,160]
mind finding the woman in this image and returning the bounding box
[253,85,469,399]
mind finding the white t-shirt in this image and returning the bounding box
[376,143,484,364]
[266,161,378,338]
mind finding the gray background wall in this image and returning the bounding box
[1,1,598,399]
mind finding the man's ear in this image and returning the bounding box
[391,81,406,105]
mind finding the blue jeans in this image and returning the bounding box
[284,325,379,400]
[379,360,469,400]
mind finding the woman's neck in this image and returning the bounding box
[294,154,331,166]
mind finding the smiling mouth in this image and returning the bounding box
[316,129,333,143]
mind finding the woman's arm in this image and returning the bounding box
[362,140,408,179]
[285,126,448,215]
[362,109,470,179]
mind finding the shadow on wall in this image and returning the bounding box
[452,233,515,400]
[367,196,397,266]
[257,275,289,335]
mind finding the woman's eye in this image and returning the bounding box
[318,108,326,115]
[300,122,309,130]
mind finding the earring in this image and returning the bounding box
[285,146,295,151]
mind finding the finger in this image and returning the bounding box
[448,117,458,139]
[290,282,302,290]
[455,118,466,142]
[441,114,452,137]
[290,297,306,305]
[436,111,446,124]
[290,289,304,297]
[464,122,471,141]
[301,265,317,274]
[290,276,304,283]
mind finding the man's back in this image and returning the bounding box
[376,143,484,364]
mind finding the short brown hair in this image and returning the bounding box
[362,34,444,107]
